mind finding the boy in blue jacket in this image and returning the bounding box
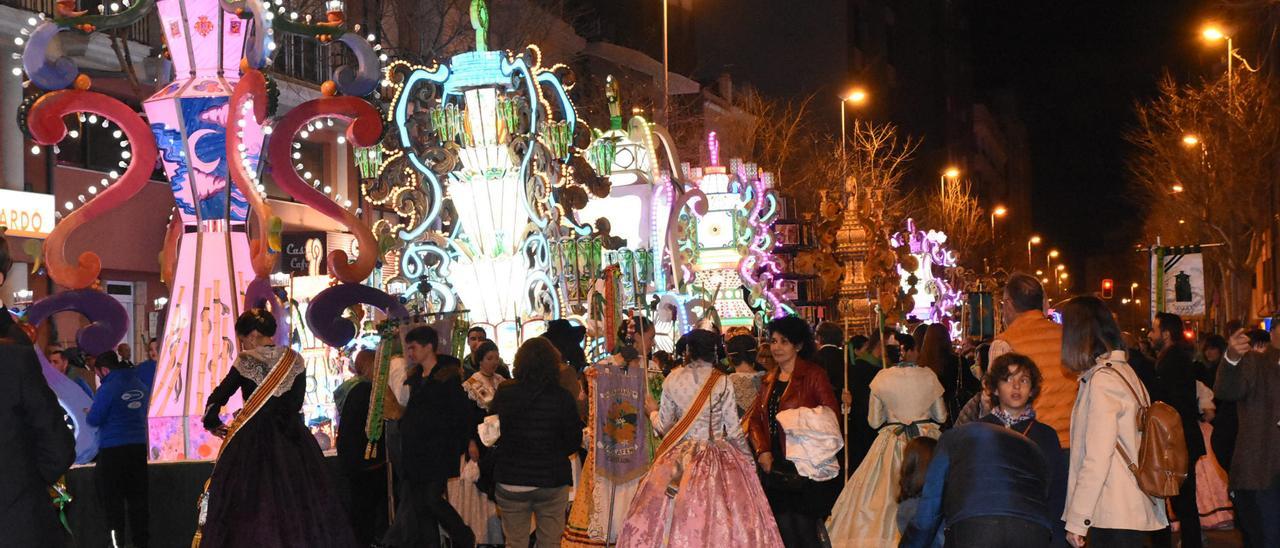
[88,351,150,547]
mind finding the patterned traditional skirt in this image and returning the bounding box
[616,440,783,548]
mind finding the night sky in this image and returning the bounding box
[692,0,1214,277]
[969,0,1203,272]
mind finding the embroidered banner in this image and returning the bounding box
[594,361,650,483]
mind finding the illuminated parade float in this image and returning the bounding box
[891,218,963,336]
[370,3,581,356]
[20,0,386,460]
[674,132,790,329]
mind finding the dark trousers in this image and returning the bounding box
[773,510,822,547]
[945,516,1050,548]
[1154,465,1201,548]
[410,477,475,548]
[95,444,149,548]
[345,465,389,546]
[1087,527,1149,548]
[1234,483,1280,548]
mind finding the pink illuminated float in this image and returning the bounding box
[20,0,384,460]
[890,218,963,338]
[670,131,789,329]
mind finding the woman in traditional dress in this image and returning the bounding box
[618,330,783,547]
[746,316,842,547]
[563,318,655,547]
[826,332,947,548]
[195,308,357,547]
[726,334,765,416]
[453,340,504,546]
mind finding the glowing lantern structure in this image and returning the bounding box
[379,1,578,354]
[570,77,687,317]
[890,218,963,336]
[20,0,384,460]
[674,132,790,328]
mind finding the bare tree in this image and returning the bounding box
[922,177,991,270]
[722,87,825,211]
[1128,70,1280,323]
[796,122,919,322]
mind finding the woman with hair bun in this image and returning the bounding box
[617,329,783,547]
[194,308,357,547]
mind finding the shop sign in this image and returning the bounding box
[0,189,55,239]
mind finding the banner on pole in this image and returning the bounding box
[1153,247,1206,319]
[593,361,650,483]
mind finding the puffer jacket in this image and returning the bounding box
[746,359,840,458]
[992,311,1077,446]
[491,379,583,488]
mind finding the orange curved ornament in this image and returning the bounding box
[159,214,181,287]
[226,69,276,279]
[28,90,159,290]
[266,93,382,283]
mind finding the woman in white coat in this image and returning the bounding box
[1058,296,1167,548]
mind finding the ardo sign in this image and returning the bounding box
[0,189,55,239]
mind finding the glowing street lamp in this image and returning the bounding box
[1200,24,1250,105]
[940,166,961,195]
[1047,249,1059,273]
[1182,134,1200,147]
[1171,183,1185,193]
[840,87,869,160]
[1028,235,1041,268]
[990,205,1008,239]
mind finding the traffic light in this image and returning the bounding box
[1101,279,1114,299]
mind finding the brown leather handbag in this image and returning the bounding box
[1100,366,1188,498]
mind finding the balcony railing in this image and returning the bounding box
[272,33,336,85]
[1,0,156,46]
[2,0,351,86]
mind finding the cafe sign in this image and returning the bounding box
[0,189,55,239]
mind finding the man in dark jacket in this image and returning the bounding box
[0,238,77,548]
[837,330,882,472]
[815,322,846,417]
[1148,312,1206,548]
[397,326,475,548]
[336,349,388,545]
[901,421,1051,548]
[87,351,150,548]
[1220,326,1280,548]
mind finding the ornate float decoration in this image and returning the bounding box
[890,218,963,337]
[19,0,384,460]
[369,0,585,355]
[676,132,789,328]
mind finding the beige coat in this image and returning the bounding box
[1063,350,1168,536]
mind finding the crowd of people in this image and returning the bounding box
[4,218,1280,548]
[319,270,1277,548]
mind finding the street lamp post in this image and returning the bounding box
[991,205,1008,240]
[1046,249,1059,274]
[840,89,867,161]
[661,0,669,125]
[1028,235,1041,269]
[1203,24,1278,316]
[941,166,960,196]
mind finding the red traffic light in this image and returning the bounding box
[1101,279,1114,299]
